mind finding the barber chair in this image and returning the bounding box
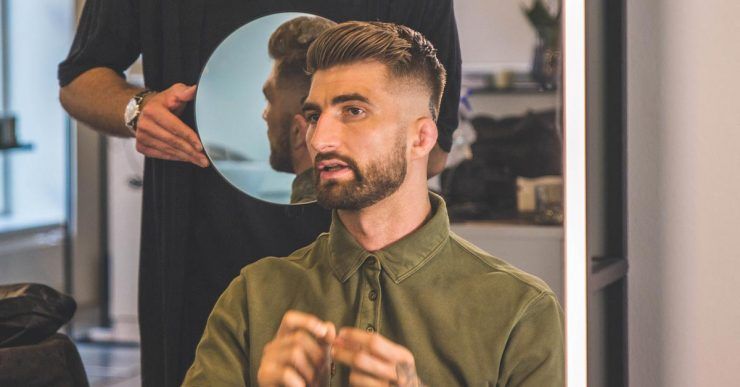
[0,283,89,387]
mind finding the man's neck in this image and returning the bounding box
[337,181,432,252]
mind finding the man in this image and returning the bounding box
[263,16,335,203]
[183,21,563,386]
[58,2,460,385]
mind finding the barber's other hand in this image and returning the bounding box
[134,83,209,167]
[258,310,336,387]
[332,328,424,387]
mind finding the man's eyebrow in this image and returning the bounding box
[331,93,371,106]
[301,101,320,113]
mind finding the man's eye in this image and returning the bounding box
[346,107,364,116]
[306,113,319,123]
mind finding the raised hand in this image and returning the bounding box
[134,83,209,167]
[331,328,425,387]
[258,310,336,387]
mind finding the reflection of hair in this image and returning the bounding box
[268,16,336,88]
[306,21,446,121]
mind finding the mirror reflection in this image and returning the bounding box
[445,0,564,301]
[196,13,334,204]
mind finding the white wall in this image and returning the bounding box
[454,0,545,72]
[627,1,740,385]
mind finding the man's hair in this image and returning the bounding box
[306,21,446,121]
[268,16,336,89]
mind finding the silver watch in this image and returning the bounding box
[124,90,155,134]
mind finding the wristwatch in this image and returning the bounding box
[124,90,156,135]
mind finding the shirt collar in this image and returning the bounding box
[328,192,450,284]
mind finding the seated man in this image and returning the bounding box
[184,21,564,386]
[263,16,335,204]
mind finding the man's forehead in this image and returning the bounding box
[307,63,389,104]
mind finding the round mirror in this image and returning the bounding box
[195,12,335,204]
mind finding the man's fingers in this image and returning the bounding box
[143,106,203,151]
[332,344,397,381]
[137,116,208,166]
[171,83,197,102]
[277,310,332,342]
[259,362,306,387]
[283,331,326,369]
[136,134,207,167]
[337,328,413,364]
[275,344,317,383]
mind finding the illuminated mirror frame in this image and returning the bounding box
[564,0,587,386]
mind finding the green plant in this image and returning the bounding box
[522,0,561,49]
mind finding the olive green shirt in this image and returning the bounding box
[290,168,317,204]
[183,193,564,386]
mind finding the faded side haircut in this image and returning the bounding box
[306,21,447,121]
[268,16,336,88]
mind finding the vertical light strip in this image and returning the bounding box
[563,0,588,386]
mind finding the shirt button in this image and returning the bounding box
[368,290,378,301]
[366,324,376,333]
[366,256,377,266]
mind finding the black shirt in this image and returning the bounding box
[59,1,461,386]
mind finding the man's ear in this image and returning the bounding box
[410,117,438,160]
[291,114,309,150]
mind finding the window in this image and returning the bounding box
[0,0,74,231]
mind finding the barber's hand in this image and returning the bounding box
[134,83,209,168]
[332,328,425,387]
[258,310,336,387]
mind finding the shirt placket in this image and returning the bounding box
[356,255,382,334]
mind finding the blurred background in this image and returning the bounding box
[0,0,738,386]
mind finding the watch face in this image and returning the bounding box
[125,98,139,126]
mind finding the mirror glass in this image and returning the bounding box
[446,0,564,302]
[196,12,323,205]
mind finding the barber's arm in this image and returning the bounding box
[58,0,207,167]
[498,292,565,386]
[60,71,208,167]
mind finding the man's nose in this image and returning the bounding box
[262,107,267,121]
[308,114,340,153]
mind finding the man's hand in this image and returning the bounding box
[258,310,336,387]
[134,83,209,168]
[332,328,425,387]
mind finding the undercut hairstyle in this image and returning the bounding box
[306,21,447,121]
[268,16,336,89]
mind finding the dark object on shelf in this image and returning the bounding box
[441,110,561,221]
[531,41,561,90]
[471,110,562,177]
[0,114,18,148]
[0,283,77,347]
[0,114,32,151]
[0,333,89,387]
[441,160,518,221]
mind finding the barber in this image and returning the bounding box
[58,1,461,385]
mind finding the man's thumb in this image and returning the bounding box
[174,84,197,101]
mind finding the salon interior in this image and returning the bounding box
[0,0,738,386]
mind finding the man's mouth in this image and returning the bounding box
[316,159,353,180]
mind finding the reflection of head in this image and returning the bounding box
[264,16,335,174]
[304,22,446,210]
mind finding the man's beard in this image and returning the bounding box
[268,113,294,173]
[314,134,407,210]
